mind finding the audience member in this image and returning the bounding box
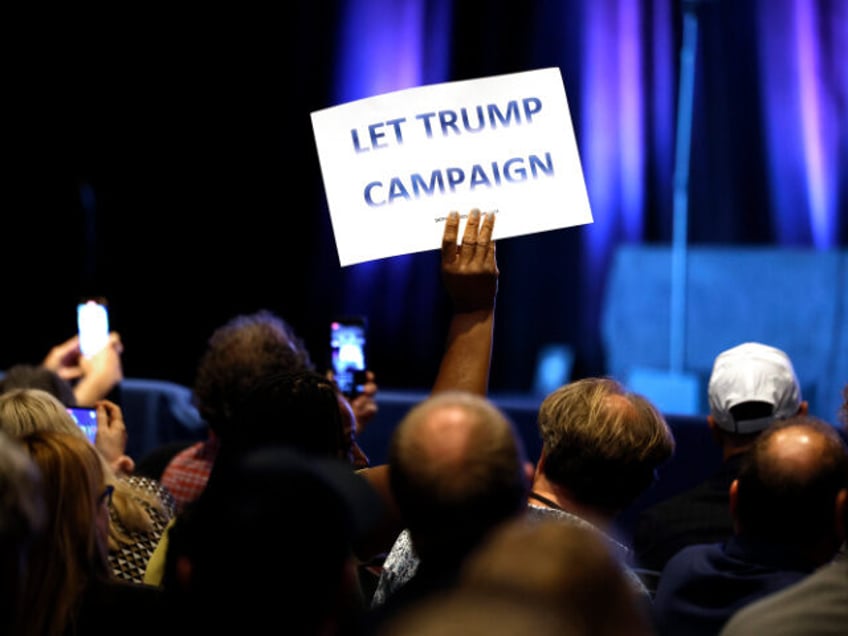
[0,430,46,636]
[0,388,175,584]
[367,390,530,630]
[161,445,384,635]
[15,429,165,636]
[143,366,379,586]
[717,389,848,636]
[373,376,675,607]
[634,341,808,573]
[366,209,520,610]
[457,515,655,635]
[159,308,379,512]
[142,374,366,596]
[148,209,503,597]
[651,415,848,636]
[41,331,125,406]
[0,363,141,476]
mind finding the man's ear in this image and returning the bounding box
[533,448,547,479]
[797,401,809,416]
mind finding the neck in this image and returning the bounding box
[529,474,615,530]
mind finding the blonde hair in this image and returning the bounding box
[0,388,165,549]
[537,377,675,514]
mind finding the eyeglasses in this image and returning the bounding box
[98,484,115,507]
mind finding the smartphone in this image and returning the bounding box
[77,297,110,358]
[67,406,98,444]
[330,316,368,398]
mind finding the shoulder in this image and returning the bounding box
[162,441,213,479]
[658,542,722,584]
[125,475,176,505]
[371,530,420,608]
[720,558,848,636]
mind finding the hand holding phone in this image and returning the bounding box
[331,316,368,398]
[77,298,110,358]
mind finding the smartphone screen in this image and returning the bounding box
[77,298,110,358]
[331,317,367,398]
[67,406,98,444]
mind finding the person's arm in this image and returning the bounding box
[358,209,499,558]
[354,463,401,561]
[354,210,499,560]
[43,332,125,404]
[73,332,124,405]
[431,209,498,396]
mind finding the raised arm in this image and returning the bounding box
[431,209,498,396]
[355,209,499,559]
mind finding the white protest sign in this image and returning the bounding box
[310,67,593,267]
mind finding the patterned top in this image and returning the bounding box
[109,475,176,584]
[370,504,650,607]
[160,436,220,514]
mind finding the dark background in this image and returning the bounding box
[3,2,846,404]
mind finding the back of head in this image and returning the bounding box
[708,342,802,435]
[537,377,674,515]
[218,368,348,463]
[165,446,381,634]
[192,310,315,437]
[17,429,111,635]
[0,364,77,406]
[0,388,81,439]
[735,415,848,552]
[0,388,161,550]
[388,391,529,564]
[0,431,45,550]
[0,430,46,634]
[458,516,653,636]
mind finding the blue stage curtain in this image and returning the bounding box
[325,0,847,390]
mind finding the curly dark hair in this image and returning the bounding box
[192,310,315,436]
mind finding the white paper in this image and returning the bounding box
[311,67,593,266]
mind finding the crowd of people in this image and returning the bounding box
[1,208,846,635]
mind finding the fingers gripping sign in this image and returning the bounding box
[441,209,499,312]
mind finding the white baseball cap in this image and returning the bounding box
[707,342,802,434]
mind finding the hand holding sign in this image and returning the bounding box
[441,210,498,313]
[311,68,593,266]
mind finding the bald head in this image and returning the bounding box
[401,402,494,473]
[762,424,833,477]
[388,392,529,563]
[733,415,848,552]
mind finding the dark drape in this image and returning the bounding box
[3,1,845,395]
